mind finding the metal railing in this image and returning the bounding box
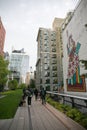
[47,91,87,109]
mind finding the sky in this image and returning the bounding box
[0,0,79,71]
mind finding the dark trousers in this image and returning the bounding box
[42,96,46,104]
[28,96,31,105]
[35,94,38,100]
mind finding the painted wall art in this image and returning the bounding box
[66,31,86,92]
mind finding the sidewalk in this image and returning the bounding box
[0,96,86,130]
[45,103,86,130]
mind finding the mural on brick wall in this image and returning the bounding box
[66,31,86,92]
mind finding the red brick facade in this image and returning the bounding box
[0,17,6,56]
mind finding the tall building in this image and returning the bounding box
[62,0,87,95]
[9,49,29,83]
[0,17,6,56]
[36,26,63,91]
[52,18,64,89]
[25,72,30,86]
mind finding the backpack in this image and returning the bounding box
[41,90,45,96]
[26,90,32,97]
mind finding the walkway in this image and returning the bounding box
[0,97,86,130]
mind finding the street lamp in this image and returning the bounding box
[30,66,33,78]
[29,66,33,85]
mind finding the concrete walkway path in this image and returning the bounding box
[0,96,86,130]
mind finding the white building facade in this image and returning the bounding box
[62,0,87,95]
[9,49,29,83]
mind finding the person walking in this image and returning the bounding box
[26,88,32,105]
[40,87,46,104]
[34,88,38,100]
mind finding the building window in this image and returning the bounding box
[52,66,57,71]
[45,79,50,84]
[52,54,56,58]
[52,48,56,52]
[53,79,58,84]
[52,72,57,77]
[52,60,57,64]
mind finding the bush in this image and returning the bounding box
[18,83,27,89]
[66,108,81,119]
[46,95,87,129]
[81,118,87,128]
[8,79,18,90]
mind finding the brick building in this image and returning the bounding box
[0,17,6,56]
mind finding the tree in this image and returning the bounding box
[18,83,27,89]
[8,79,18,90]
[0,56,9,91]
[30,79,35,88]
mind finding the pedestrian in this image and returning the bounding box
[40,87,46,104]
[23,87,27,99]
[26,88,32,105]
[34,88,38,100]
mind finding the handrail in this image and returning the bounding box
[47,91,87,101]
[47,91,87,109]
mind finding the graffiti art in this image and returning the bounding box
[66,31,86,92]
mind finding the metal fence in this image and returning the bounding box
[47,91,87,112]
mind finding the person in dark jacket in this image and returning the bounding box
[34,88,38,100]
[40,87,46,104]
[26,88,32,105]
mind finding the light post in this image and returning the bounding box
[30,66,33,79]
[30,66,33,86]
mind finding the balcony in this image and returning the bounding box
[53,79,58,84]
[44,66,49,70]
[52,60,57,64]
[52,48,56,52]
[45,72,50,77]
[52,73,57,77]
[45,79,50,84]
[52,66,57,71]
[44,43,47,46]
[51,39,56,41]
[52,54,56,58]
[51,43,56,46]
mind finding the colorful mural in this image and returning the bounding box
[66,31,86,92]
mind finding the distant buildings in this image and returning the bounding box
[4,51,9,61]
[36,18,64,91]
[25,72,30,86]
[0,17,6,56]
[62,0,87,94]
[9,49,29,83]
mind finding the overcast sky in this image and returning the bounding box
[0,0,79,71]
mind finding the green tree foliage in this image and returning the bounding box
[18,83,27,89]
[80,60,87,69]
[8,79,18,90]
[30,79,35,88]
[0,56,9,91]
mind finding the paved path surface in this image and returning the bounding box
[0,97,86,130]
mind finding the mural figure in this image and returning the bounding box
[67,34,81,84]
[66,31,86,91]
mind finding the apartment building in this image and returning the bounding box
[62,0,87,95]
[52,18,64,90]
[0,17,6,56]
[9,49,29,83]
[36,20,63,91]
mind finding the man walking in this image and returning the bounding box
[40,87,46,104]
